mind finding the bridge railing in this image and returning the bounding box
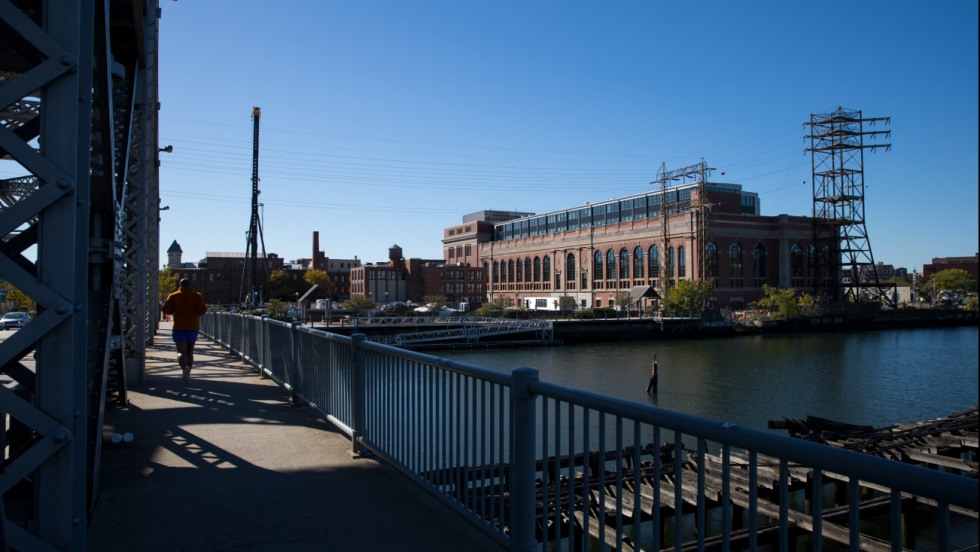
[200,312,978,551]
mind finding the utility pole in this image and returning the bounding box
[652,161,711,302]
[805,107,891,306]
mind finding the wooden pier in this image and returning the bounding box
[428,408,978,550]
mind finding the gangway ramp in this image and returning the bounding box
[352,316,554,346]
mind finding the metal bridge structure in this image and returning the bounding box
[0,1,160,550]
[348,316,554,346]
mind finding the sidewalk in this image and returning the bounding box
[87,322,504,551]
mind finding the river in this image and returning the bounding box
[440,326,979,431]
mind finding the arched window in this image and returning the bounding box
[619,248,630,281]
[566,253,576,281]
[533,256,541,282]
[633,246,644,279]
[753,243,766,285]
[790,243,803,286]
[542,256,551,282]
[729,242,742,287]
[705,241,718,278]
[807,244,817,282]
[606,249,617,280]
[649,245,660,278]
[491,260,498,284]
[666,247,674,280]
[678,245,686,278]
[516,258,523,282]
[507,259,515,282]
[524,256,532,282]
[594,251,603,280]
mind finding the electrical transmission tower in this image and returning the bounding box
[241,106,268,307]
[652,160,713,300]
[805,106,892,305]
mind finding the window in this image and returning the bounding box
[566,253,575,281]
[729,243,742,277]
[524,257,532,282]
[543,256,551,282]
[533,257,541,282]
[492,260,499,283]
[705,241,718,278]
[649,245,660,278]
[594,251,603,280]
[790,243,803,286]
[753,243,766,285]
[507,259,515,282]
[516,258,523,282]
[666,247,674,280]
[678,246,686,278]
[606,249,617,280]
[619,248,629,281]
[633,246,644,279]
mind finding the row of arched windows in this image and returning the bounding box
[489,242,831,287]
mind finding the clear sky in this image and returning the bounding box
[153,1,978,273]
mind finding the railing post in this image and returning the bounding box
[288,321,300,405]
[510,367,539,552]
[350,333,367,456]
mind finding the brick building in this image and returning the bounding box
[165,241,287,306]
[350,245,486,309]
[474,181,833,311]
[921,254,979,282]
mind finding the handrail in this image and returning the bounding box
[200,312,979,551]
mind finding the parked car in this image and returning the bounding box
[0,312,31,330]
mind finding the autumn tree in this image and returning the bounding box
[343,294,376,316]
[303,269,336,299]
[1,282,35,312]
[158,269,178,304]
[663,279,714,316]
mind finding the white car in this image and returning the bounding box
[0,312,31,330]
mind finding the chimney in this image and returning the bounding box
[313,231,320,268]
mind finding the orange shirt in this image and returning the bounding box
[163,288,207,330]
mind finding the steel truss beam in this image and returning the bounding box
[0,1,159,550]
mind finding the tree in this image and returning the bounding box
[1,282,35,313]
[663,279,714,316]
[754,284,800,319]
[158,269,178,304]
[266,298,287,319]
[557,296,578,311]
[474,297,510,317]
[267,269,290,300]
[343,294,376,316]
[926,268,977,295]
[303,269,336,299]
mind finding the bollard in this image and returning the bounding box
[646,353,658,394]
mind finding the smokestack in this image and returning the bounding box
[313,231,320,268]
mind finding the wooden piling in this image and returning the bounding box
[646,354,659,394]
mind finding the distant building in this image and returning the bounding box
[443,210,533,267]
[349,245,486,308]
[922,254,979,281]
[469,181,833,310]
[309,231,360,300]
[166,250,285,305]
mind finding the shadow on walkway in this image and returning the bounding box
[88,323,503,551]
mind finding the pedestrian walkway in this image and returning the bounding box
[87,322,503,551]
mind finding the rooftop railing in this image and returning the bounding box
[202,312,978,551]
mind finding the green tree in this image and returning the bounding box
[663,279,714,316]
[303,269,336,299]
[343,294,376,316]
[158,269,178,304]
[267,269,290,300]
[927,268,977,295]
[797,292,818,316]
[754,284,800,319]
[558,296,578,311]
[1,282,35,313]
[266,298,287,319]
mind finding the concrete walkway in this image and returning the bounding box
[87,322,504,551]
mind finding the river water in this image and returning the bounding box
[440,326,979,431]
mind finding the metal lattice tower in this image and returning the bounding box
[806,107,891,304]
[240,106,268,307]
[0,1,160,549]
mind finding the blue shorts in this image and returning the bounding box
[172,329,199,344]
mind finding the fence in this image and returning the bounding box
[202,312,978,551]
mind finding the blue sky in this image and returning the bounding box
[152,1,978,272]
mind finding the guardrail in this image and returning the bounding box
[201,312,978,551]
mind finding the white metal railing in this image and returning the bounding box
[201,313,978,551]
